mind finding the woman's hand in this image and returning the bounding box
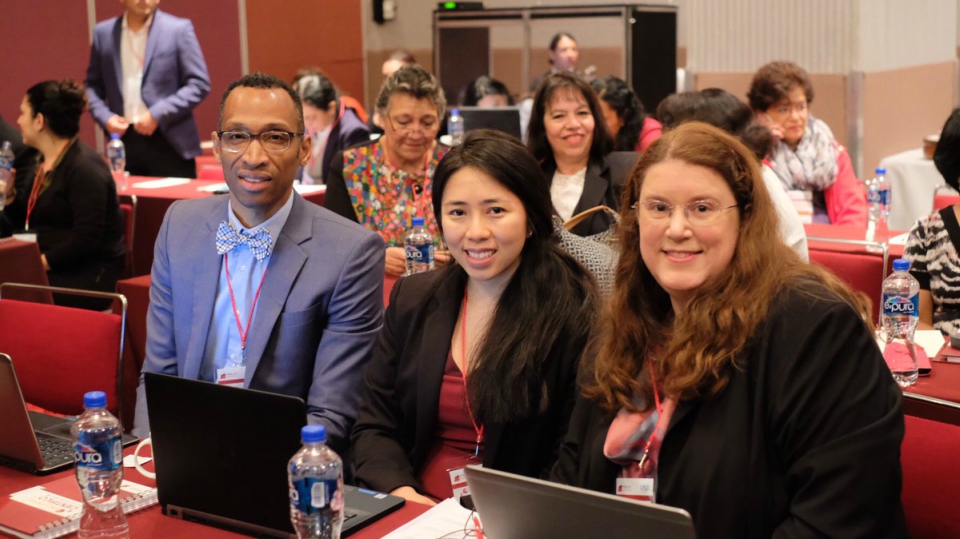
[389,486,437,506]
[385,247,407,277]
[757,112,784,145]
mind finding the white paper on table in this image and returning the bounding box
[132,177,192,189]
[914,330,947,357]
[294,183,327,195]
[196,182,229,193]
[888,232,910,245]
[380,498,476,539]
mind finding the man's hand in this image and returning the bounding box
[106,115,130,136]
[134,111,159,136]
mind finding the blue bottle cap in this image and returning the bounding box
[875,167,886,175]
[83,391,107,408]
[110,133,121,140]
[893,259,910,272]
[451,108,460,115]
[301,425,326,443]
[412,217,425,227]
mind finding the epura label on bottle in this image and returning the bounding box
[405,243,434,264]
[882,294,919,317]
[73,437,122,471]
[290,478,340,514]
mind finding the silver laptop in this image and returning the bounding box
[0,352,137,474]
[465,465,697,539]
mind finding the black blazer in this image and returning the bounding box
[543,151,638,236]
[319,107,371,183]
[351,268,584,495]
[551,285,907,539]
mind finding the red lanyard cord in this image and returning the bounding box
[637,360,664,470]
[459,288,484,454]
[223,252,268,359]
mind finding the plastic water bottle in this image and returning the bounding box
[106,134,127,190]
[882,259,920,387]
[0,141,13,212]
[448,109,465,146]
[71,391,129,539]
[404,217,435,275]
[288,425,344,539]
[865,167,889,249]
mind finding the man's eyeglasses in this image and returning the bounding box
[387,116,439,136]
[216,130,303,153]
[634,199,738,226]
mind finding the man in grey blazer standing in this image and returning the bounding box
[132,73,386,454]
[85,0,210,178]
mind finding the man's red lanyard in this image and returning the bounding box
[223,252,268,362]
[637,360,664,471]
[459,288,484,456]
[125,16,152,69]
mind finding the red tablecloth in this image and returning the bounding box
[118,177,326,277]
[0,446,427,539]
[0,239,53,304]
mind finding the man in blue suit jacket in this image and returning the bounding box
[132,73,385,454]
[85,0,210,178]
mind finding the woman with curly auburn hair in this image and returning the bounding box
[551,122,907,539]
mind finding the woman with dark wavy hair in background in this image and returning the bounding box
[551,122,906,539]
[2,79,124,310]
[352,129,596,505]
[590,76,661,152]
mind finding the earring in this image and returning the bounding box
[526,230,534,238]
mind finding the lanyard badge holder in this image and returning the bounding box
[616,361,663,503]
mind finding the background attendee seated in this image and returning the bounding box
[590,76,661,152]
[1,79,125,310]
[656,88,808,260]
[352,130,597,505]
[324,65,452,276]
[904,107,960,334]
[528,72,627,236]
[551,123,906,539]
[748,61,866,226]
[461,76,514,108]
[373,50,417,131]
[294,71,370,184]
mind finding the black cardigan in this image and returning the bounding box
[551,285,908,539]
[542,151,638,236]
[351,268,586,495]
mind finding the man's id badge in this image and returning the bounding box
[615,477,655,503]
[216,365,245,387]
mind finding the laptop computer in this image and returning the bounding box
[144,372,404,538]
[459,106,523,140]
[0,352,137,475]
[465,465,697,539]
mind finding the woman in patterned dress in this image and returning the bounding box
[325,65,451,276]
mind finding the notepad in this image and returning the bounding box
[0,476,157,539]
[132,177,192,189]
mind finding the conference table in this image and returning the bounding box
[0,447,429,539]
[117,177,326,277]
[879,148,943,232]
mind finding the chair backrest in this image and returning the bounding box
[341,95,369,124]
[119,194,137,277]
[0,240,53,304]
[808,245,887,321]
[901,394,960,538]
[383,274,398,307]
[198,165,225,181]
[0,283,127,422]
[933,183,960,212]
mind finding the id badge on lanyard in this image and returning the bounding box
[446,454,481,502]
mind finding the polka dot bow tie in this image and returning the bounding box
[216,221,273,261]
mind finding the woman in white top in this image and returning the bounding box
[527,72,625,237]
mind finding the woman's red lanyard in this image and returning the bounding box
[24,167,46,232]
[637,360,664,471]
[223,252,268,363]
[381,137,433,223]
[459,288,484,456]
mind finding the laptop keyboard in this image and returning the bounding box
[36,432,74,467]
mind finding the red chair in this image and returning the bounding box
[384,274,398,307]
[901,393,960,538]
[198,165,225,181]
[341,95,369,124]
[807,236,888,321]
[933,184,960,212]
[0,283,127,425]
[119,194,137,277]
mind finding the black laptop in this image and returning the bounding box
[459,106,523,140]
[0,352,137,475]
[144,373,404,538]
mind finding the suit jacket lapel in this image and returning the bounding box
[573,160,609,216]
[183,199,229,379]
[142,10,163,76]
[244,195,311,385]
[110,18,124,94]
[414,272,464,447]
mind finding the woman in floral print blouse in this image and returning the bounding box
[325,65,452,276]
